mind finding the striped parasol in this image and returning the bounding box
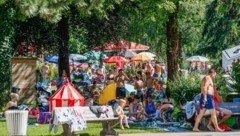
[186,56,209,62]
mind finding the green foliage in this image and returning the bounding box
[169,74,201,105]
[199,0,240,57]
[179,0,212,56]
[213,71,229,100]
[123,0,212,62]
[231,63,240,93]
[15,17,59,52]
[36,63,58,81]
[0,91,10,111]
[0,121,163,135]
[48,64,58,81]
[84,4,129,48]
[69,25,87,53]
[125,67,138,80]
[0,2,15,109]
[68,7,88,53]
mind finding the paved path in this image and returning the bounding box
[120,131,240,136]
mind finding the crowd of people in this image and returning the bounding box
[36,60,174,128]
[4,57,234,131]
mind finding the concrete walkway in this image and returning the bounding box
[120,131,240,136]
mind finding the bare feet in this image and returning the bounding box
[120,125,124,129]
[192,128,201,132]
[216,128,224,132]
[125,125,130,128]
[207,125,215,131]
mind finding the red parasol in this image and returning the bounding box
[93,39,149,52]
[103,55,128,63]
[77,63,89,68]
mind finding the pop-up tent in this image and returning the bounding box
[98,83,117,105]
[98,83,136,105]
[222,45,240,71]
[49,80,84,112]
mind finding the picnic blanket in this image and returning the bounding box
[49,107,87,133]
[135,119,190,132]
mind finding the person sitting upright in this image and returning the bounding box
[143,95,156,118]
[207,84,232,131]
[129,95,141,121]
[3,93,19,116]
[114,99,129,129]
[136,103,146,121]
[145,72,158,98]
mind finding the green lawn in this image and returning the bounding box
[0,119,164,136]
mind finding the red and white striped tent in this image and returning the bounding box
[49,80,85,112]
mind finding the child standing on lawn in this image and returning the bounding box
[114,99,130,129]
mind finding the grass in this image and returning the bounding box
[0,118,164,136]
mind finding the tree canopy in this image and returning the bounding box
[0,0,239,98]
[199,0,240,58]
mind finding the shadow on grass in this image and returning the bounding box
[78,133,90,136]
[0,119,6,122]
[115,124,164,134]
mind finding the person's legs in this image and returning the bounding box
[119,115,124,129]
[116,87,121,99]
[218,108,232,124]
[123,115,129,128]
[205,94,223,132]
[209,109,224,132]
[207,120,215,131]
[207,110,220,131]
[193,108,206,132]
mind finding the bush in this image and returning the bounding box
[36,63,58,81]
[169,74,201,106]
[125,67,139,82]
[231,63,240,93]
[0,91,10,111]
[213,71,229,101]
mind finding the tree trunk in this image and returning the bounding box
[58,16,70,79]
[166,1,180,81]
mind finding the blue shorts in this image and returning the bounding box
[199,94,215,109]
[146,88,154,97]
[116,87,126,99]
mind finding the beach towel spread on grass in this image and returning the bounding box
[49,107,87,133]
[136,119,190,132]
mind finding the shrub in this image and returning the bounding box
[125,67,139,82]
[0,91,10,111]
[36,63,58,81]
[231,63,240,93]
[213,71,229,101]
[169,74,201,106]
